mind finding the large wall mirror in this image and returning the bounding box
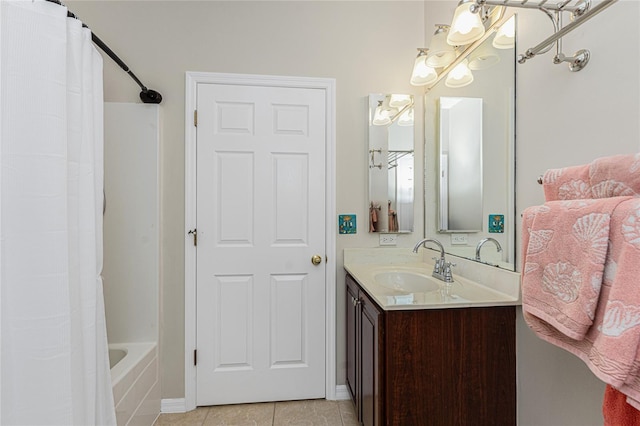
[368,93,414,233]
[424,15,516,270]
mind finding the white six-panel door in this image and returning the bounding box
[195,82,326,405]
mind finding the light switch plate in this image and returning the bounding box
[339,214,356,234]
[379,233,397,246]
[489,214,504,233]
[451,233,468,245]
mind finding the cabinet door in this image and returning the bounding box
[345,275,359,410]
[384,307,516,425]
[360,290,382,426]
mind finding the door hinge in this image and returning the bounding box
[194,349,197,366]
[194,110,198,127]
[188,229,197,246]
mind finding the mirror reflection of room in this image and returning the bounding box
[368,94,415,234]
[438,96,483,233]
[423,16,516,270]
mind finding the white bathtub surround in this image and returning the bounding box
[0,2,115,424]
[110,343,160,426]
[110,348,127,369]
[103,103,160,345]
[103,104,161,425]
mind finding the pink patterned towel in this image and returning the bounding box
[522,197,640,409]
[542,153,640,201]
[522,196,633,340]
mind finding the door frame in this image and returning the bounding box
[184,72,336,411]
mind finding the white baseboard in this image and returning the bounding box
[162,386,350,413]
[333,385,351,401]
[161,398,187,413]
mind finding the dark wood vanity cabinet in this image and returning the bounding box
[346,273,516,426]
[347,272,384,425]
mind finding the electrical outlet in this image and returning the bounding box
[379,233,397,246]
[451,233,468,245]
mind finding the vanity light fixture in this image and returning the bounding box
[409,5,505,89]
[447,0,618,71]
[410,48,438,87]
[445,59,474,88]
[426,25,457,68]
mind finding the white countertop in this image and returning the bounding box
[344,248,521,311]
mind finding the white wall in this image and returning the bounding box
[514,1,640,424]
[68,0,426,399]
[71,2,640,423]
[103,103,160,344]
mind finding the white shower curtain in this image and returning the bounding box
[0,1,116,424]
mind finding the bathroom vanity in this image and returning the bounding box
[344,249,520,426]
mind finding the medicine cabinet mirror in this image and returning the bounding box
[424,15,517,270]
[368,93,414,233]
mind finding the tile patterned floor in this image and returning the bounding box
[154,399,358,426]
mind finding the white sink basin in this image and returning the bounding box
[343,252,521,310]
[374,271,440,294]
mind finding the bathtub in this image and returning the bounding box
[109,342,160,426]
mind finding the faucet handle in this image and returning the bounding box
[431,257,442,273]
[443,261,456,283]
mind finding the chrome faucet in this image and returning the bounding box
[475,237,503,262]
[412,238,454,283]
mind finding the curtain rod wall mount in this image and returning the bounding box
[139,90,162,104]
[46,0,163,104]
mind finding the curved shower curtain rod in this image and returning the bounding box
[45,0,163,104]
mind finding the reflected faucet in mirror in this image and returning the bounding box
[475,237,502,262]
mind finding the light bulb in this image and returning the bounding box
[445,59,474,88]
[410,51,438,87]
[398,108,414,127]
[373,102,391,126]
[493,16,515,49]
[468,40,500,70]
[426,25,457,68]
[389,94,412,108]
[447,0,485,46]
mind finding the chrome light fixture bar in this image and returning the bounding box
[465,0,618,71]
[417,8,508,92]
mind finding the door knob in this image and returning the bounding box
[311,255,322,265]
